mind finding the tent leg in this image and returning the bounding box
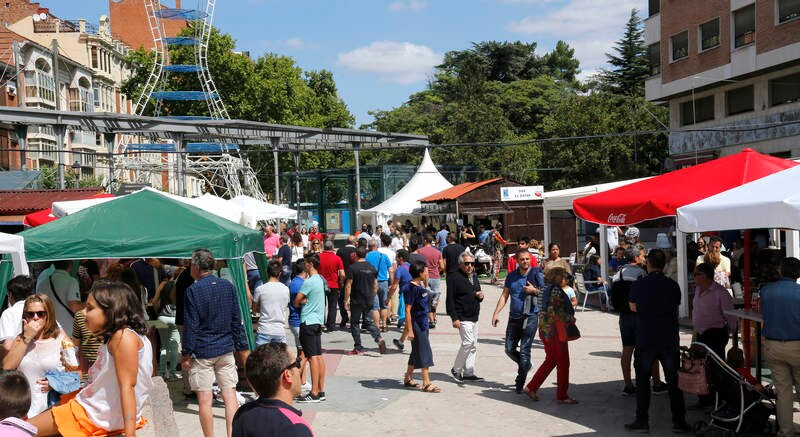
[272,137,280,204]
[599,225,608,283]
[787,230,800,258]
[677,230,688,318]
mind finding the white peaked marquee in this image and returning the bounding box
[360,149,453,225]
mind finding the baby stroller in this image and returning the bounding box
[466,245,493,276]
[687,342,776,436]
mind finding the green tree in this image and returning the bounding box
[38,166,103,189]
[597,9,649,96]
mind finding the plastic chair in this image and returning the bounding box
[574,272,608,312]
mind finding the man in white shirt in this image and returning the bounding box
[36,260,82,337]
[0,275,35,342]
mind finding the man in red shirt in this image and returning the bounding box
[418,234,445,328]
[507,236,539,272]
[263,224,281,258]
[319,240,345,332]
[308,226,325,244]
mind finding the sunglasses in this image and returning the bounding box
[24,311,47,318]
[463,261,475,266]
[285,356,302,371]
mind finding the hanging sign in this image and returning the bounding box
[500,185,544,201]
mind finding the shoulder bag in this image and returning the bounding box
[678,346,710,395]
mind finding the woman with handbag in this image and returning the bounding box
[523,266,579,404]
[2,294,74,418]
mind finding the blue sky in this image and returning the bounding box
[54,0,646,127]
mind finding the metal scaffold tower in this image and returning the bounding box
[115,0,266,200]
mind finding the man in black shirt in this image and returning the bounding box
[336,235,357,327]
[445,252,484,382]
[276,235,293,285]
[625,249,689,434]
[441,234,466,276]
[233,343,313,437]
[344,246,386,355]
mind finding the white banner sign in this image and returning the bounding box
[500,185,544,202]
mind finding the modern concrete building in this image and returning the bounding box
[644,0,800,166]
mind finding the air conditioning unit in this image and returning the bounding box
[6,84,16,96]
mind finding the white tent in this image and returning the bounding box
[52,197,117,217]
[359,149,453,225]
[677,165,800,233]
[229,195,298,228]
[0,232,29,276]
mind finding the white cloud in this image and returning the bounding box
[500,0,562,4]
[259,38,319,50]
[388,0,427,12]
[507,0,645,74]
[337,41,442,84]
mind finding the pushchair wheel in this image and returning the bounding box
[692,420,707,436]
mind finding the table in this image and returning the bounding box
[724,309,763,380]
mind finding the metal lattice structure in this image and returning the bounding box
[115,0,265,200]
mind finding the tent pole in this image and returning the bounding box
[599,225,608,283]
[677,230,688,318]
[271,137,280,204]
[787,230,800,258]
[54,124,66,189]
[743,229,752,367]
[104,132,115,193]
[172,132,186,196]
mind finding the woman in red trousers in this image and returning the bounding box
[523,266,578,404]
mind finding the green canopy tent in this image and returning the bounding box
[7,189,265,348]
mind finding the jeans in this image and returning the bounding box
[157,315,180,378]
[255,333,287,346]
[505,316,538,388]
[633,345,686,424]
[325,287,340,329]
[377,281,389,309]
[527,334,570,400]
[246,269,262,291]
[765,339,800,437]
[338,290,349,325]
[453,320,478,377]
[349,304,381,350]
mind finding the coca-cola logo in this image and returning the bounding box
[608,213,627,224]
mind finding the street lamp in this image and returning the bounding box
[71,160,82,188]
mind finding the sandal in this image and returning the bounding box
[523,387,539,402]
[420,384,441,393]
[404,379,420,388]
[557,398,579,405]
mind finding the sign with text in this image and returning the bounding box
[500,185,544,202]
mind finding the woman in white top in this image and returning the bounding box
[29,280,153,437]
[291,231,306,262]
[300,226,310,248]
[2,294,67,417]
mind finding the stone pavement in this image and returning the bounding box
[157,280,795,437]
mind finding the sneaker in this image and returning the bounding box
[393,338,404,351]
[318,391,326,401]
[623,384,636,396]
[378,339,387,354]
[301,382,312,393]
[429,319,437,329]
[624,421,649,433]
[514,375,524,394]
[348,348,365,355]
[652,381,667,395]
[672,422,691,434]
[462,374,484,382]
[295,393,321,403]
[450,368,464,383]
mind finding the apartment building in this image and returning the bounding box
[644,0,800,165]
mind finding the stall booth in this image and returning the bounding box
[572,148,798,318]
[419,178,544,246]
[2,189,265,348]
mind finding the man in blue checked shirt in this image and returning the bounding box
[491,248,544,394]
[182,248,250,437]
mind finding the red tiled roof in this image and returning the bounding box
[0,188,104,215]
[418,178,504,202]
[0,29,31,66]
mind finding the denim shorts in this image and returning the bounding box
[377,280,389,310]
[619,313,637,347]
[255,332,287,346]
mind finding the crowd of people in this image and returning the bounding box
[1,219,799,436]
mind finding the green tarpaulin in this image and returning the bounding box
[13,189,264,348]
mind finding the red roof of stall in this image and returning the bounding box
[572,148,798,226]
[419,178,503,202]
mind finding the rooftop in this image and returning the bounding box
[0,188,104,215]
[418,178,503,202]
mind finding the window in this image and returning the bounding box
[648,43,661,76]
[681,95,715,126]
[769,72,800,106]
[671,31,689,61]
[726,85,754,115]
[700,18,720,51]
[733,5,756,48]
[23,58,55,106]
[90,47,98,69]
[778,0,800,23]
[648,0,660,16]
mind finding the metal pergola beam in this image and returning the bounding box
[0,107,429,151]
